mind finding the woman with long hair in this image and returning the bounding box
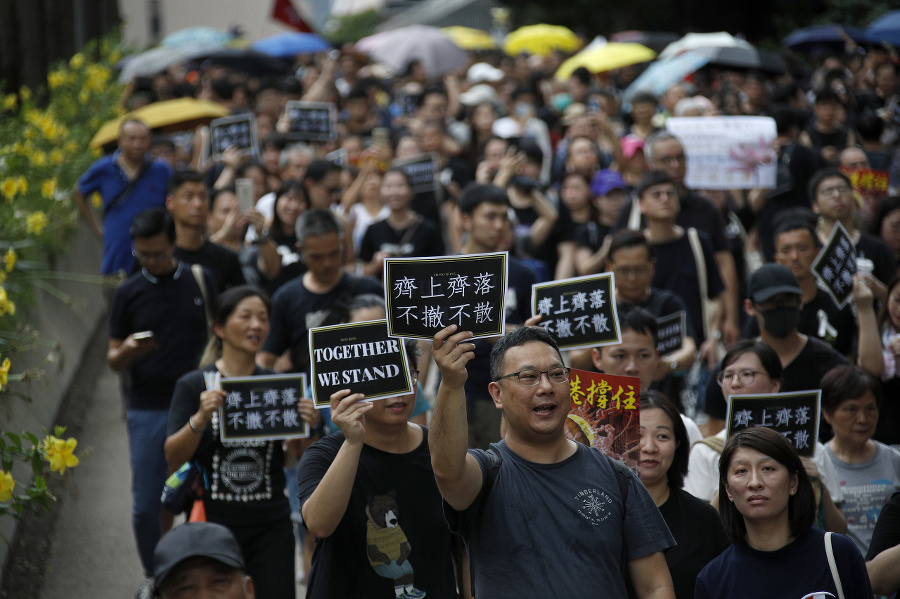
[696,427,872,599]
[257,179,308,294]
[638,391,728,598]
[165,285,323,598]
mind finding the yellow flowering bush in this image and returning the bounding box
[0,33,122,519]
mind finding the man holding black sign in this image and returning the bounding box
[258,209,381,375]
[430,325,676,599]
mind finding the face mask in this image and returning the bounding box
[759,306,800,338]
[551,93,572,112]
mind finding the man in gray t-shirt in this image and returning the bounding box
[430,325,676,599]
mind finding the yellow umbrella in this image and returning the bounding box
[503,24,581,57]
[555,42,657,80]
[90,98,231,149]
[442,26,497,50]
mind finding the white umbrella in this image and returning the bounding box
[658,32,752,60]
[117,44,220,83]
[359,25,467,76]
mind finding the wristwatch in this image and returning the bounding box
[668,358,679,373]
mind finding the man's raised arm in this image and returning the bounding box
[428,324,484,511]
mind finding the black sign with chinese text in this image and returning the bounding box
[384,252,508,339]
[285,101,337,142]
[209,114,259,161]
[532,273,621,350]
[394,153,440,195]
[726,390,821,457]
[219,374,309,442]
[309,319,414,409]
[812,221,856,309]
[656,311,686,355]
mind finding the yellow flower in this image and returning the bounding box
[1,178,16,201]
[0,357,8,388]
[69,53,85,69]
[78,89,90,104]
[5,248,16,272]
[49,149,64,165]
[0,288,15,317]
[26,211,48,235]
[0,271,6,285]
[41,179,56,199]
[16,177,27,194]
[91,192,102,208]
[19,86,31,101]
[65,140,78,153]
[31,151,47,167]
[0,470,14,502]
[44,436,79,474]
[2,94,15,111]
[48,70,66,89]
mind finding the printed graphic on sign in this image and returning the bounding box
[209,114,259,161]
[309,319,413,409]
[656,311,686,355]
[812,221,856,308]
[217,373,309,442]
[726,390,821,457]
[568,369,640,473]
[532,273,621,350]
[384,252,508,339]
[285,101,337,142]
[393,152,440,195]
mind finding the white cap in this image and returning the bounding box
[459,84,500,107]
[467,62,504,84]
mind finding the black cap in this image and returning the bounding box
[748,263,802,303]
[153,522,244,590]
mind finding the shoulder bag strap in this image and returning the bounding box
[686,227,712,337]
[190,264,213,331]
[824,531,846,599]
[103,159,153,217]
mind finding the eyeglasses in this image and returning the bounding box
[613,264,652,277]
[656,154,685,165]
[494,367,570,385]
[716,369,762,387]
[817,184,851,197]
[132,247,172,263]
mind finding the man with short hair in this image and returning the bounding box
[457,184,537,449]
[429,325,676,598]
[107,208,216,597]
[304,159,343,210]
[153,522,254,599]
[166,170,245,291]
[258,209,382,375]
[75,119,172,275]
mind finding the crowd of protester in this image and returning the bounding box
[76,29,900,599]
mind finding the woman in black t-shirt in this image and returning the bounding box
[258,179,308,294]
[165,286,323,599]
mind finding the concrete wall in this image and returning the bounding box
[0,221,105,586]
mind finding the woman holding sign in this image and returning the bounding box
[165,285,323,599]
[638,391,728,598]
[696,426,872,599]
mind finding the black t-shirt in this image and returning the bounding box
[262,272,383,374]
[856,232,897,286]
[875,377,900,446]
[109,262,216,409]
[512,195,574,278]
[264,230,307,295]
[166,364,290,525]
[465,257,537,409]
[658,488,730,599]
[704,337,848,441]
[805,125,852,151]
[298,429,458,598]
[358,216,445,266]
[651,230,724,339]
[865,490,900,561]
[741,287,858,357]
[616,288,697,342]
[175,240,246,292]
[614,190,730,253]
[575,221,612,253]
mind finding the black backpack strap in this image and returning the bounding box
[103,159,153,217]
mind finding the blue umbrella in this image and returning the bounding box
[251,32,331,58]
[783,24,868,54]
[162,26,233,48]
[867,10,900,46]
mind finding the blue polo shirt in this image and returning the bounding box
[77,151,172,275]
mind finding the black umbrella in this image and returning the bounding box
[783,24,868,55]
[610,31,681,53]
[698,45,785,74]
[200,48,292,77]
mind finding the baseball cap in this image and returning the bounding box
[467,62,504,84]
[459,84,500,107]
[591,169,627,197]
[747,263,802,303]
[153,522,245,590]
[620,134,645,160]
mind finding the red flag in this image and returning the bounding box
[271,0,314,32]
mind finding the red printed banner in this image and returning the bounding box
[567,368,640,472]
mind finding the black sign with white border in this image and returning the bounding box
[812,221,856,309]
[217,373,309,442]
[393,152,440,195]
[285,100,337,142]
[384,251,508,340]
[531,273,621,350]
[209,114,259,161]
[309,319,414,409]
[656,311,686,355]
[726,390,821,458]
